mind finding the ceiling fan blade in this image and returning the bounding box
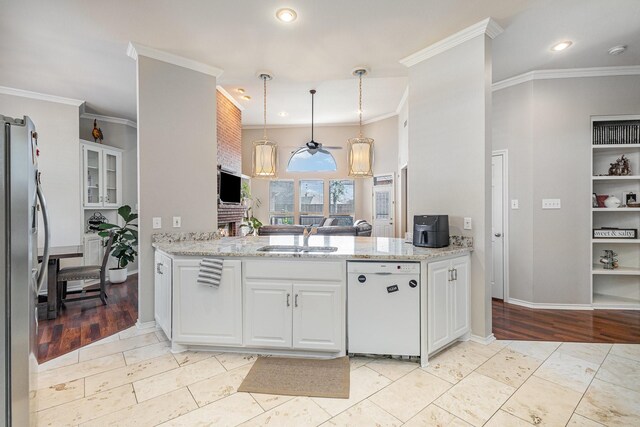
[323,146,343,150]
[318,148,332,155]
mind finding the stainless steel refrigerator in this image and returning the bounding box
[1,115,50,427]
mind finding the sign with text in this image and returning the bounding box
[593,228,638,239]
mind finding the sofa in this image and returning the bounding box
[258,219,372,237]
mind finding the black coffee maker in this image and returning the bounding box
[413,215,449,248]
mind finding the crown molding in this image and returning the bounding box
[492,65,640,91]
[216,86,245,111]
[126,42,224,78]
[80,112,137,128]
[0,86,84,107]
[396,86,409,113]
[363,111,399,125]
[400,18,504,68]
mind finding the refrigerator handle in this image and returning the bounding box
[36,178,50,291]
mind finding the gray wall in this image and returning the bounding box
[0,94,81,247]
[136,55,218,324]
[493,74,640,305]
[407,35,493,338]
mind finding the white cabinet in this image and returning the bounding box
[244,281,343,352]
[244,281,292,348]
[172,258,243,346]
[154,251,172,339]
[292,283,342,351]
[84,234,104,266]
[427,254,471,354]
[81,141,122,208]
[243,260,345,353]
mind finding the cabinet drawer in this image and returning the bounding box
[244,260,344,282]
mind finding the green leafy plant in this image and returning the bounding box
[98,205,138,269]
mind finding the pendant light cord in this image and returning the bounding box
[311,90,315,142]
[358,73,363,138]
[262,76,267,140]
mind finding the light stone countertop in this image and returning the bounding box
[152,235,472,261]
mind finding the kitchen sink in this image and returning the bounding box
[257,245,338,253]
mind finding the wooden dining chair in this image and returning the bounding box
[57,231,115,308]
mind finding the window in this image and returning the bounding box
[269,180,294,225]
[287,149,337,172]
[329,180,355,225]
[299,180,324,225]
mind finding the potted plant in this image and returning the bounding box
[98,205,138,284]
[240,182,263,236]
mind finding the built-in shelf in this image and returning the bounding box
[592,293,640,309]
[592,144,640,150]
[592,176,640,181]
[87,166,99,170]
[87,186,99,189]
[592,265,640,275]
[592,239,640,244]
[106,169,116,172]
[592,208,640,212]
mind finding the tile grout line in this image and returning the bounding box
[365,398,405,424]
[570,344,616,426]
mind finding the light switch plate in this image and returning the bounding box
[511,199,519,209]
[152,217,162,229]
[542,199,561,209]
[173,216,181,228]
[463,217,472,230]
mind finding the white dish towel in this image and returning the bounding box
[197,258,224,287]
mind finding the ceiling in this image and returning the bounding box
[1,0,638,125]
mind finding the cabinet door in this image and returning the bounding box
[244,281,292,349]
[154,252,172,339]
[428,258,452,353]
[450,256,470,338]
[172,259,243,345]
[83,146,103,207]
[84,236,103,266]
[292,283,343,351]
[102,149,122,208]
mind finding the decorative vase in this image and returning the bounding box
[108,267,128,284]
[604,196,621,209]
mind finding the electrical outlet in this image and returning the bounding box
[511,199,519,209]
[173,216,181,228]
[463,217,472,230]
[542,199,561,209]
[152,217,162,229]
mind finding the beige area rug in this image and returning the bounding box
[237,356,350,399]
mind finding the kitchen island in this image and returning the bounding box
[152,234,473,367]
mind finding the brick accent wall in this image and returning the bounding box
[216,90,244,234]
[216,90,242,173]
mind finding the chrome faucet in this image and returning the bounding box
[302,226,318,248]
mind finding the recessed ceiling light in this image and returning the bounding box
[278,112,288,117]
[551,41,572,52]
[241,95,251,101]
[608,45,627,55]
[276,8,297,23]
[236,88,245,94]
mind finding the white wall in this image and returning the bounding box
[135,55,218,323]
[407,35,493,338]
[0,94,81,247]
[493,74,640,305]
[397,98,409,237]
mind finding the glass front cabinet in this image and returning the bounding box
[81,141,123,208]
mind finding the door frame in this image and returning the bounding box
[492,150,510,302]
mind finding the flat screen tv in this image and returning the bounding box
[219,170,241,204]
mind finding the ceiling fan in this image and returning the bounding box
[291,89,343,155]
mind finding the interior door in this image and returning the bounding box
[292,283,342,351]
[373,174,395,237]
[491,154,505,300]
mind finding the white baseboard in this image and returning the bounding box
[135,320,157,330]
[127,269,138,276]
[469,334,496,345]
[508,298,593,311]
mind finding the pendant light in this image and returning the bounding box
[348,67,374,177]
[252,72,278,178]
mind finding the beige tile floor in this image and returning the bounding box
[35,327,640,426]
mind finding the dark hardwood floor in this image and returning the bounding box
[37,274,138,363]
[493,298,640,342]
